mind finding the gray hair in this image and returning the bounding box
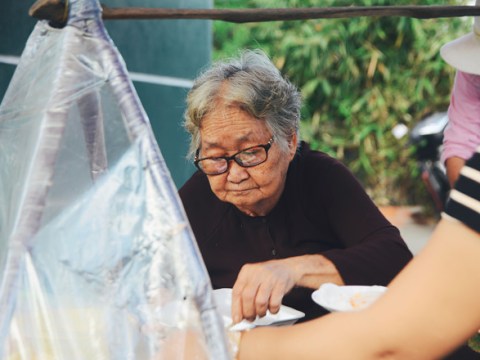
[183,49,301,158]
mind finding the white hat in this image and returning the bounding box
[440,0,480,75]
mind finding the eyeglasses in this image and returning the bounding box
[194,138,274,175]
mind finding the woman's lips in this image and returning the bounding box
[228,188,254,194]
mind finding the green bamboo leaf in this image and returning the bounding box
[301,79,320,98]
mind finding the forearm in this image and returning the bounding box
[322,229,412,286]
[445,156,465,187]
[289,254,344,289]
[374,218,480,357]
[238,310,385,360]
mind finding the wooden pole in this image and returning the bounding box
[29,0,480,26]
[100,6,480,22]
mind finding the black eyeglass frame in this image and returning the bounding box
[194,138,274,175]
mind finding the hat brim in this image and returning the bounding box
[440,32,480,75]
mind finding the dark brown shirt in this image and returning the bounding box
[180,142,413,321]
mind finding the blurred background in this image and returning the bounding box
[0,0,473,219]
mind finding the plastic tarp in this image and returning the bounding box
[0,0,230,358]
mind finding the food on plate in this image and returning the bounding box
[349,290,384,310]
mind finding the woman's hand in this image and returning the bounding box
[231,258,298,323]
[231,255,344,323]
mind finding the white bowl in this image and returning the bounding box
[311,283,387,312]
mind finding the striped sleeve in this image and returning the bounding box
[444,147,480,233]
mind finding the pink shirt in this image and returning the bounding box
[442,70,480,163]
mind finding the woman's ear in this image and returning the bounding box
[288,133,298,160]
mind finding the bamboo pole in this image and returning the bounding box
[29,0,480,26]
[100,6,480,22]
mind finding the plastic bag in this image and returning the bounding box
[0,0,229,358]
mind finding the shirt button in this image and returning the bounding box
[271,248,277,256]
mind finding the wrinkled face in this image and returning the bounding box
[198,102,297,217]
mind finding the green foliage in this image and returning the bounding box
[213,0,471,208]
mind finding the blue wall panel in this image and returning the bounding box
[0,0,212,188]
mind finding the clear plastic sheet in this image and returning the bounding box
[0,0,230,358]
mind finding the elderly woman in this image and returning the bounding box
[179,49,412,323]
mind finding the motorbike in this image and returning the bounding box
[408,112,450,213]
[392,112,450,214]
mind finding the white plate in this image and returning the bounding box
[213,288,305,332]
[311,283,387,312]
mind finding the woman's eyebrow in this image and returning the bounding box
[202,133,255,150]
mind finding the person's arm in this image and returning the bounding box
[231,254,343,323]
[310,159,413,286]
[238,217,480,360]
[446,155,465,187]
[442,71,480,180]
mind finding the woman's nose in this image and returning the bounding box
[226,161,249,183]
